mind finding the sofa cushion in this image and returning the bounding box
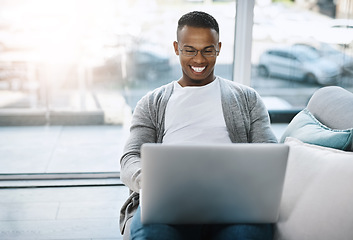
[275,137,353,240]
[280,108,353,150]
[307,86,353,130]
[306,86,353,151]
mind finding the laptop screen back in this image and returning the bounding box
[141,143,289,225]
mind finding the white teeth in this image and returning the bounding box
[191,66,206,72]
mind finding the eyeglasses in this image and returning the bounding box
[179,45,219,57]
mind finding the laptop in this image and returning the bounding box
[140,143,289,225]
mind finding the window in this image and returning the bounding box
[250,0,353,111]
[0,0,236,179]
[0,0,352,179]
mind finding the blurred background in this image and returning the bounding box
[0,0,352,126]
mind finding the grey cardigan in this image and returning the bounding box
[119,77,277,233]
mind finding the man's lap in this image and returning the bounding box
[130,206,273,240]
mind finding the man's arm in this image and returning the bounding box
[120,97,157,193]
[248,90,278,143]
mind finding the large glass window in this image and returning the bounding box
[1,0,352,178]
[0,0,235,123]
[0,0,236,178]
[250,0,353,110]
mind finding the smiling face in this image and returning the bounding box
[173,26,221,87]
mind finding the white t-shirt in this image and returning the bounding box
[163,78,232,144]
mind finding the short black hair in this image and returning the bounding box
[177,11,219,38]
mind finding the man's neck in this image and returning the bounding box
[178,75,216,87]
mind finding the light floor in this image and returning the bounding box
[0,185,128,240]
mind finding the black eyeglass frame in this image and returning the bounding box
[178,44,220,58]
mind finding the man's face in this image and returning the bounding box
[173,26,221,86]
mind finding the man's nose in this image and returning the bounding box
[193,51,206,63]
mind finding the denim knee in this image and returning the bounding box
[209,223,273,240]
[130,206,184,240]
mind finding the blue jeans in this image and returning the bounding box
[130,206,273,240]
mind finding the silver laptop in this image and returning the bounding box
[140,143,289,225]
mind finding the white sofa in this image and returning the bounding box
[275,86,353,240]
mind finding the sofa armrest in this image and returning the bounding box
[307,86,353,151]
[307,86,353,130]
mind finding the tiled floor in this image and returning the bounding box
[0,124,288,240]
[0,125,129,174]
[0,125,131,239]
[0,185,129,240]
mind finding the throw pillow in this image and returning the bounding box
[275,137,353,240]
[280,108,353,150]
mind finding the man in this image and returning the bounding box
[120,11,277,240]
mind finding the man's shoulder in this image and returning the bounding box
[136,81,174,108]
[218,76,257,94]
[144,81,174,98]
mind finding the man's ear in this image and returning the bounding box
[173,41,179,56]
[217,42,222,56]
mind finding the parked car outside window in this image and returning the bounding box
[293,42,353,76]
[258,45,341,85]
